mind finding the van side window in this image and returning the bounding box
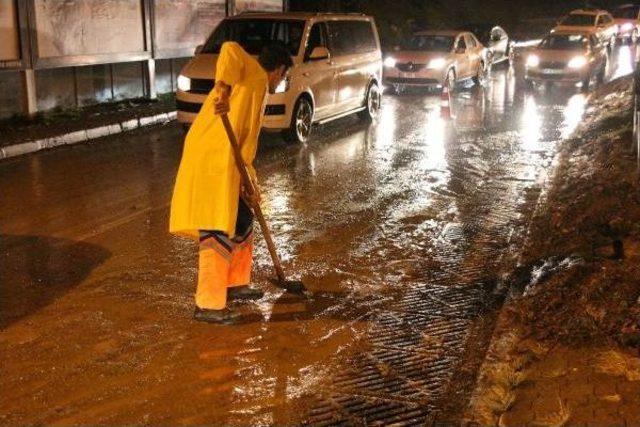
[304,23,326,61]
[327,20,376,56]
[456,36,467,51]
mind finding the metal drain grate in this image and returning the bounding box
[305,393,435,426]
[303,152,548,425]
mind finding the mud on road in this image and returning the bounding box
[1,46,638,425]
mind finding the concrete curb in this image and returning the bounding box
[0,111,177,161]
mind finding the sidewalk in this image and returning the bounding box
[465,76,640,426]
[0,95,177,160]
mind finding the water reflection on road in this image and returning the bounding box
[0,45,637,425]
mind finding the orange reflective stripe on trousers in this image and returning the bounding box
[196,233,254,310]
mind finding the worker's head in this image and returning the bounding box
[259,43,294,93]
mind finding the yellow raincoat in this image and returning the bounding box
[170,42,268,240]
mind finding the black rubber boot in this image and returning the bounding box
[228,285,265,301]
[193,307,241,324]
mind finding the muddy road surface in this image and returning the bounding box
[1,46,638,425]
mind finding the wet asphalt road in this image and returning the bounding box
[1,45,638,425]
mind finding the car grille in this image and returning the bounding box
[386,77,439,85]
[539,61,567,69]
[265,104,286,116]
[176,100,203,113]
[189,78,215,94]
[396,62,427,72]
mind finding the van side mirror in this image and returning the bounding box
[309,46,330,61]
[195,44,203,55]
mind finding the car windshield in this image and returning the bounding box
[540,34,589,50]
[613,6,639,19]
[560,14,596,26]
[202,19,305,56]
[403,35,454,52]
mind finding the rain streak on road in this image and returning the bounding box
[1,45,639,425]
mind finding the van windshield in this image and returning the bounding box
[540,34,588,50]
[202,19,305,56]
[403,35,454,52]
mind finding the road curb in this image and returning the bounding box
[0,111,177,161]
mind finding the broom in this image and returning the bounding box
[221,114,306,294]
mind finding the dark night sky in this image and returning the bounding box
[289,0,636,45]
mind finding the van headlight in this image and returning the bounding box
[384,57,397,68]
[427,58,446,69]
[568,56,587,69]
[177,75,191,92]
[526,54,540,68]
[274,76,290,94]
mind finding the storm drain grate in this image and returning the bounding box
[305,393,435,427]
[304,145,548,425]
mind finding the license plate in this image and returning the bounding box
[541,68,563,74]
[401,72,416,78]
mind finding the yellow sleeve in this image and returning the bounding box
[215,42,246,86]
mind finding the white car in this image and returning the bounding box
[176,13,383,143]
[525,31,608,90]
[383,30,486,92]
[553,9,618,49]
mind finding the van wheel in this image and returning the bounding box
[283,97,313,143]
[358,83,381,121]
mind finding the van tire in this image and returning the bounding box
[358,82,381,121]
[283,96,313,143]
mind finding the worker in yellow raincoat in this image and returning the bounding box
[170,41,292,324]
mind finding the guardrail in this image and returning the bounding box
[634,63,640,173]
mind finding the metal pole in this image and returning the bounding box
[20,68,37,116]
[143,58,157,100]
[635,62,640,175]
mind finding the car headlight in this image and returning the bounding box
[427,58,446,69]
[621,22,634,32]
[568,56,587,69]
[177,75,191,92]
[384,57,397,68]
[274,76,290,94]
[526,54,540,68]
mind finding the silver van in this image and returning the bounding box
[176,12,383,143]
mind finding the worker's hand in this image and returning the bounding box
[213,84,231,116]
[242,182,261,207]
